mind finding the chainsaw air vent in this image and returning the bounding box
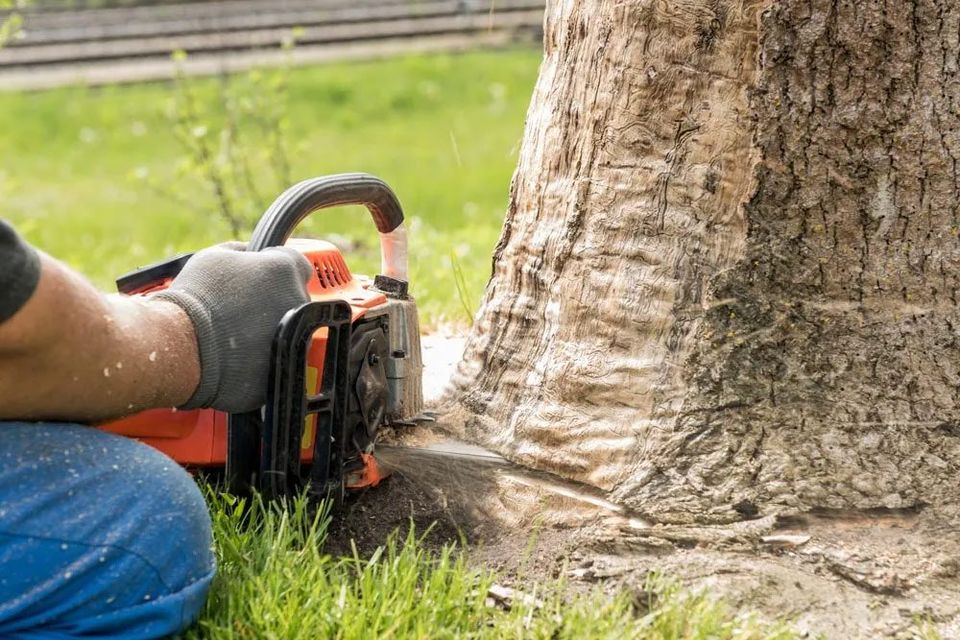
[314,253,352,289]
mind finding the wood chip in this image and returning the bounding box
[486,584,543,610]
[761,534,812,548]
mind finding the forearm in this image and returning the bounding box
[0,253,200,422]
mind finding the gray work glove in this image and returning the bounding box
[152,242,313,413]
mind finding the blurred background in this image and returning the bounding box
[0,0,544,327]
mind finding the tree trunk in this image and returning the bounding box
[443,0,960,524]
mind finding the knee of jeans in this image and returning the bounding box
[0,423,215,591]
[0,423,216,637]
[103,433,216,590]
[89,436,216,630]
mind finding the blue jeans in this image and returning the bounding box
[0,423,215,639]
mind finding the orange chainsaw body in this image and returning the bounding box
[99,239,388,487]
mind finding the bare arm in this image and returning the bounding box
[0,252,200,423]
[0,219,312,424]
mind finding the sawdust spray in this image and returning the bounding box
[374,442,649,530]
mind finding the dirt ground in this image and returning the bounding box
[328,335,960,639]
[331,443,960,639]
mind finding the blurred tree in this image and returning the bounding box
[444,0,960,525]
[0,0,28,46]
[135,37,301,238]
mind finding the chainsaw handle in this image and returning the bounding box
[249,173,408,280]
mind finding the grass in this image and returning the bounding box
[188,490,802,640]
[0,49,540,326]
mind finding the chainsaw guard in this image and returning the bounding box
[228,300,353,502]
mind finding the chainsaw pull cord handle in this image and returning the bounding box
[248,173,408,280]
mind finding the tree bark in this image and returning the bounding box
[443,0,960,524]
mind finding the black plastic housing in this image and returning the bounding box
[227,300,353,501]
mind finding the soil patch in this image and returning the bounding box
[326,444,579,586]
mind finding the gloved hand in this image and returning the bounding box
[152,242,313,412]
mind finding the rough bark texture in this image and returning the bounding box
[443,0,960,524]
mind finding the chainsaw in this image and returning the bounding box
[99,173,423,503]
